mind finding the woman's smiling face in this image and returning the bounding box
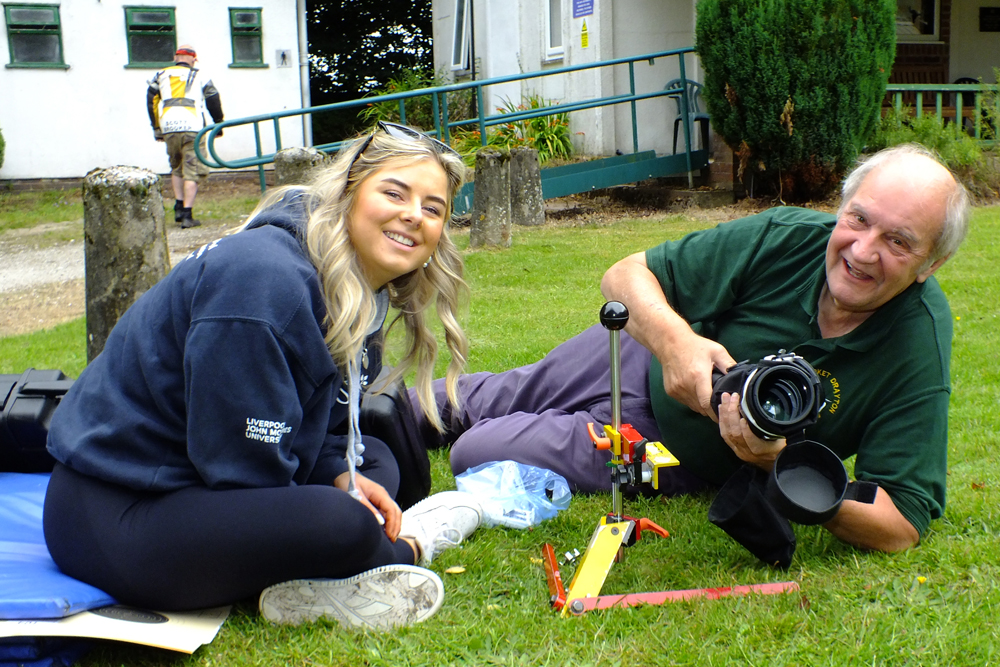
[347,158,449,289]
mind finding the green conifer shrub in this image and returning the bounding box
[696,0,895,200]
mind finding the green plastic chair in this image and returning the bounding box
[665,79,710,154]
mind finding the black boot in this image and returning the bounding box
[178,207,202,229]
[174,200,184,222]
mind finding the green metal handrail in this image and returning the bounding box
[885,83,999,142]
[194,47,701,191]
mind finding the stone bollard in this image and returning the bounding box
[469,147,512,248]
[274,146,330,186]
[509,147,545,227]
[82,166,171,362]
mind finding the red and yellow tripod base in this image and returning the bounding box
[543,538,799,616]
[545,513,669,617]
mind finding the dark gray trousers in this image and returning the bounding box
[416,325,707,495]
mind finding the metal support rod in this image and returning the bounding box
[609,326,622,519]
[609,329,622,433]
[629,62,639,154]
[600,301,629,520]
[678,56,694,189]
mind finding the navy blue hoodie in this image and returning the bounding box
[47,193,384,491]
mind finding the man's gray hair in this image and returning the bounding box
[839,143,971,269]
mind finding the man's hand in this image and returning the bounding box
[659,331,737,421]
[334,471,402,541]
[717,392,785,468]
[601,251,736,421]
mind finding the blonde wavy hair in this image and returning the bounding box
[244,129,469,432]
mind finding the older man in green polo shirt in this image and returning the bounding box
[424,143,970,553]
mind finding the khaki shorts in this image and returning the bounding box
[165,132,211,183]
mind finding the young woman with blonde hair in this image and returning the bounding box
[44,122,483,630]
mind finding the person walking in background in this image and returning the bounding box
[147,45,224,228]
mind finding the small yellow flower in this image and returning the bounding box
[917,576,927,584]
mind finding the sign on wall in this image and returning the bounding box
[573,0,594,19]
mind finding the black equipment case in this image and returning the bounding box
[1,367,431,507]
[1,369,74,473]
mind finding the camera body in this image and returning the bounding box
[710,352,825,440]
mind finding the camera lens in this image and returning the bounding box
[711,352,825,440]
[753,372,806,424]
[742,360,822,438]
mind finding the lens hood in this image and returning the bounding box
[766,440,878,524]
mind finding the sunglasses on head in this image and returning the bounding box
[349,121,459,172]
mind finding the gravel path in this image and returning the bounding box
[0,241,85,294]
[0,219,234,336]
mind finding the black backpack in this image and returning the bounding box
[360,367,432,511]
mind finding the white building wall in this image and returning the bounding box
[610,0,701,155]
[0,1,304,181]
[479,0,522,111]
[950,0,1000,82]
[430,0,701,157]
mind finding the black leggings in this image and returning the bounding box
[43,438,416,610]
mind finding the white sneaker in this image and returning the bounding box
[400,490,483,564]
[258,564,444,630]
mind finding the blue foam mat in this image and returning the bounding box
[0,473,116,620]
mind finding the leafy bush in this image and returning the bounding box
[870,108,999,200]
[493,95,573,164]
[432,95,573,168]
[0,124,5,171]
[870,108,982,168]
[696,0,895,201]
[981,67,1000,142]
[359,66,475,137]
[449,127,508,166]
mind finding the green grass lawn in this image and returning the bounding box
[1,206,998,666]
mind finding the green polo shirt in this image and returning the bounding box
[646,207,951,537]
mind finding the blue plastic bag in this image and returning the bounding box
[455,461,571,528]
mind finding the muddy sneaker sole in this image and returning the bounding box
[259,565,445,630]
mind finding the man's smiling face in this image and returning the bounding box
[824,157,951,316]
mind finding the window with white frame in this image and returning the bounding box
[895,0,939,42]
[451,0,470,71]
[4,4,65,67]
[124,6,176,67]
[545,0,563,61]
[230,7,264,67]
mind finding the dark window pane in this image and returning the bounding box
[9,7,57,24]
[233,35,261,63]
[233,12,259,27]
[11,33,60,63]
[452,0,467,67]
[131,11,172,25]
[131,34,174,62]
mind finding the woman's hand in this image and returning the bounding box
[718,392,785,469]
[334,472,403,541]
